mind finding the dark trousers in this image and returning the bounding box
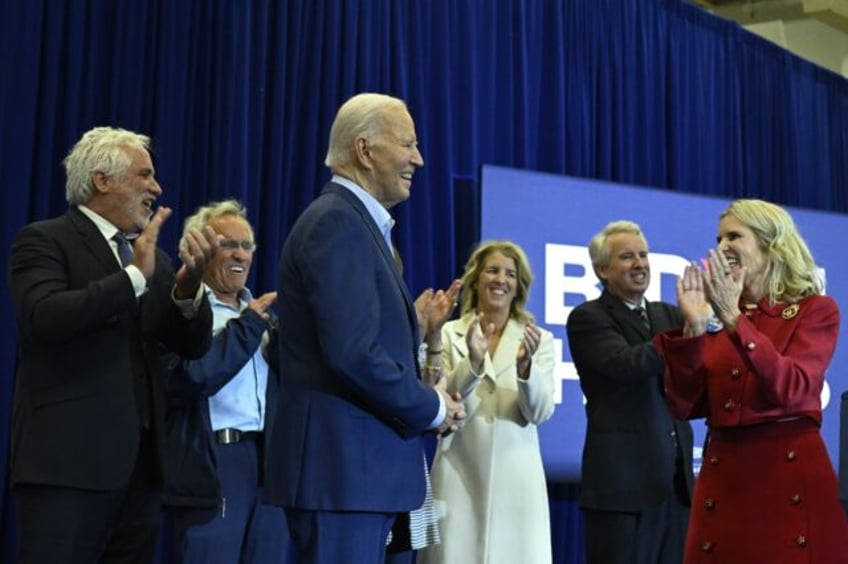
[385,512,414,564]
[583,472,690,564]
[15,432,162,564]
[285,508,395,564]
[169,439,290,564]
[385,550,414,564]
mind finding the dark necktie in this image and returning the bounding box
[391,243,404,274]
[113,233,133,267]
[634,306,651,331]
[113,232,150,427]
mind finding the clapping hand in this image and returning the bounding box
[466,313,495,374]
[175,225,221,299]
[703,249,743,329]
[131,206,172,280]
[248,291,278,322]
[516,323,541,380]
[415,279,461,338]
[676,262,714,337]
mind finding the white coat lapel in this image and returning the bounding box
[490,319,523,380]
[450,316,524,382]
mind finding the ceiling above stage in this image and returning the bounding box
[692,0,848,77]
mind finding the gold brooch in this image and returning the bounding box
[782,304,799,319]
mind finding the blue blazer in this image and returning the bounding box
[265,182,439,512]
[161,307,278,507]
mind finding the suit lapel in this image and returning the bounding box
[599,289,651,343]
[491,319,523,379]
[321,183,419,339]
[66,207,122,275]
[448,317,490,380]
[448,316,522,382]
[646,301,671,334]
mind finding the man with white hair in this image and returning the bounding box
[266,93,465,564]
[162,199,290,563]
[8,126,217,563]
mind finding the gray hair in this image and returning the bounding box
[63,126,152,205]
[182,199,253,240]
[588,220,648,277]
[324,93,408,171]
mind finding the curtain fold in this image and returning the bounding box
[2,0,847,560]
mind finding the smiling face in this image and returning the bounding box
[203,214,254,305]
[363,106,424,208]
[474,251,518,315]
[598,232,650,303]
[717,213,768,299]
[91,145,161,233]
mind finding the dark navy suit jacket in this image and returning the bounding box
[566,289,694,512]
[161,306,278,507]
[265,182,439,512]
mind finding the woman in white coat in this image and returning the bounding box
[418,240,556,564]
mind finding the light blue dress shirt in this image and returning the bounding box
[207,287,269,432]
[332,174,395,254]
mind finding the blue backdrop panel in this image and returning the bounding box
[482,164,848,481]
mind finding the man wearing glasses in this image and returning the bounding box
[161,199,290,563]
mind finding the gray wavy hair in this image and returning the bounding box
[63,126,152,205]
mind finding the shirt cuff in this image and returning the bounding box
[427,388,447,430]
[125,265,147,297]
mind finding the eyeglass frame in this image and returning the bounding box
[218,239,257,252]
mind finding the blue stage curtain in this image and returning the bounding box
[2,0,847,561]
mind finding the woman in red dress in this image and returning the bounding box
[654,199,848,563]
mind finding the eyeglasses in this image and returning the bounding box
[219,239,256,252]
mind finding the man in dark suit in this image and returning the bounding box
[266,93,465,564]
[8,126,217,564]
[566,220,694,564]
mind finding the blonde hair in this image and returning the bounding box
[324,93,408,171]
[459,240,535,324]
[721,199,820,304]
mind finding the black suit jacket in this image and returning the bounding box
[8,207,212,491]
[566,289,694,512]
